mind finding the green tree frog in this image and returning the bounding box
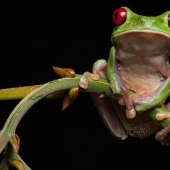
[79,7,170,145]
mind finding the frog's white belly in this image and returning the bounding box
[114,32,170,94]
[118,63,164,94]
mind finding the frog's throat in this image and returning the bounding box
[112,29,170,43]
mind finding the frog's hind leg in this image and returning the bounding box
[90,92,128,140]
[82,59,128,139]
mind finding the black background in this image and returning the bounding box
[0,1,170,169]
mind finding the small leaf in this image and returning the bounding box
[62,87,79,110]
[8,159,25,170]
[9,135,20,154]
[69,87,79,100]
[53,66,75,78]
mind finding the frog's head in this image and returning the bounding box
[111,7,170,43]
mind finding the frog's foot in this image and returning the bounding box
[155,124,170,146]
[79,72,100,89]
[118,86,136,119]
[79,59,107,89]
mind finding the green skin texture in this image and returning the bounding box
[96,7,170,112]
[112,7,170,36]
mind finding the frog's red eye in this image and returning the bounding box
[168,14,170,27]
[112,7,127,26]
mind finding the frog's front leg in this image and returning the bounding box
[107,46,136,119]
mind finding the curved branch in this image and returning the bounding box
[0,75,111,153]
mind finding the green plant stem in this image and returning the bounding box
[3,75,111,134]
[0,85,68,100]
[0,144,31,170]
[0,85,41,100]
[0,75,111,153]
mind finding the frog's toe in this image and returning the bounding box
[156,112,170,120]
[79,72,100,89]
[93,59,107,78]
[155,103,170,120]
[155,124,170,146]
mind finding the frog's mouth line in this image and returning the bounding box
[112,29,170,41]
